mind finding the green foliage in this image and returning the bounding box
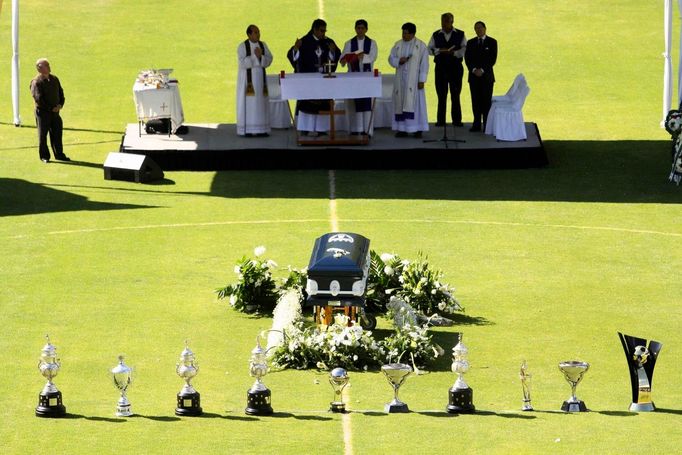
[395,253,462,316]
[216,250,278,314]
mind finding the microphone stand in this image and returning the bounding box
[423,122,465,149]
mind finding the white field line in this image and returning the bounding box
[328,170,339,231]
[318,0,324,18]
[8,218,682,240]
[342,388,353,455]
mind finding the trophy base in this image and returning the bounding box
[447,387,475,414]
[561,400,587,412]
[629,402,655,412]
[116,405,133,417]
[385,402,409,413]
[176,391,203,416]
[522,403,534,411]
[35,391,66,418]
[330,402,347,413]
[245,388,273,416]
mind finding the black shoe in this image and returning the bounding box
[434,122,445,127]
[453,122,464,127]
[41,158,50,163]
[413,131,422,138]
[55,155,71,161]
[395,131,408,138]
[469,125,481,132]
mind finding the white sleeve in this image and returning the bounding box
[388,44,400,69]
[363,39,378,65]
[453,33,467,59]
[419,48,429,83]
[261,42,273,68]
[237,43,255,69]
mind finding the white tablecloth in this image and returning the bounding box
[280,72,382,100]
[133,81,184,133]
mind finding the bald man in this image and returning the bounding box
[30,58,69,163]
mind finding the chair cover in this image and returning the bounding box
[373,73,395,128]
[267,74,292,129]
[488,85,530,141]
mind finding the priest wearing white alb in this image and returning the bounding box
[388,22,429,138]
[340,19,378,136]
[236,25,273,137]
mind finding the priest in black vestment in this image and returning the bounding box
[287,18,339,135]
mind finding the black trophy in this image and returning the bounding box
[245,335,273,416]
[447,334,475,414]
[175,341,202,416]
[35,335,66,417]
[618,332,663,412]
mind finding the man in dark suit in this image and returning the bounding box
[428,13,467,127]
[464,21,497,132]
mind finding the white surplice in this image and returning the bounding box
[388,37,429,133]
[341,37,378,134]
[236,40,273,135]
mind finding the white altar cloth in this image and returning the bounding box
[133,81,184,133]
[280,72,382,100]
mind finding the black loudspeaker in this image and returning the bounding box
[103,152,164,183]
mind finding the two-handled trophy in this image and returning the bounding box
[329,367,350,413]
[35,335,66,417]
[245,334,273,416]
[519,360,533,411]
[558,360,589,412]
[111,355,133,417]
[175,341,202,416]
[381,363,412,413]
[446,334,475,414]
[617,332,663,412]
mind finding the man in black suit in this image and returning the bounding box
[428,13,467,127]
[464,21,497,132]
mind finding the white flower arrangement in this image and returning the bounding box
[216,246,279,314]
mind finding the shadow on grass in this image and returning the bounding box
[597,411,638,417]
[201,412,260,421]
[62,413,127,422]
[652,408,682,415]
[447,313,493,326]
[206,140,682,204]
[474,410,537,419]
[0,178,154,217]
[270,412,333,421]
[131,415,182,422]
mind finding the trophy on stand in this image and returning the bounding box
[111,355,133,417]
[329,367,350,413]
[617,332,663,412]
[558,360,589,412]
[245,334,273,416]
[175,341,202,416]
[446,334,475,414]
[381,363,412,413]
[35,335,66,417]
[519,360,533,411]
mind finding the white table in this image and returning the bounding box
[280,72,383,144]
[133,81,184,134]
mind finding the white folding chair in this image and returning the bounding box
[486,74,527,136]
[488,84,530,141]
[373,73,395,128]
[266,74,292,129]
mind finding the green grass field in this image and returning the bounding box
[2,1,682,453]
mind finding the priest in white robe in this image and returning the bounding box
[236,25,273,137]
[388,22,429,137]
[340,19,378,136]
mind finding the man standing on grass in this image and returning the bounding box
[388,22,429,138]
[236,25,273,137]
[428,12,467,128]
[30,58,70,163]
[465,21,497,132]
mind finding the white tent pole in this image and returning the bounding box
[11,0,21,126]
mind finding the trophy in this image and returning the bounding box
[111,355,133,417]
[446,334,475,414]
[35,335,66,417]
[175,341,202,416]
[329,367,349,413]
[519,360,533,411]
[381,363,412,413]
[617,332,663,412]
[245,335,273,416]
[558,360,589,412]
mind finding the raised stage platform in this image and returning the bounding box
[119,123,546,170]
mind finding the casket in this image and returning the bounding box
[305,232,370,308]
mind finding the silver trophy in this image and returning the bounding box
[35,335,66,417]
[245,335,273,416]
[329,367,350,413]
[558,360,589,412]
[111,355,133,417]
[381,363,412,413]
[520,360,533,411]
[446,334,475,414]
[175,341,202,416]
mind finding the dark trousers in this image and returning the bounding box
[434,66,463,124]
[35,109,63,160]
[469,78,494,127]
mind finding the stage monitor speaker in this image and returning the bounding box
[103,152,164,183]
